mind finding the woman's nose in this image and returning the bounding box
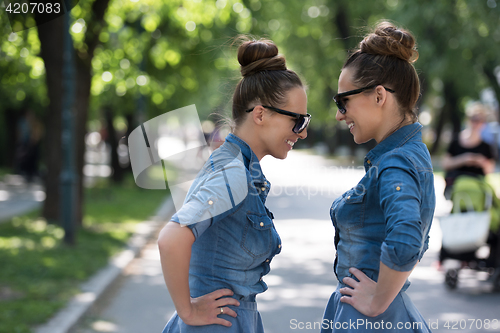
[335,109,345,122]
[298,127,308,139]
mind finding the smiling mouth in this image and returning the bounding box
[348,122,354,130]
[286,140,295,148]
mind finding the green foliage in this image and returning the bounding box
[386,0,500,115]
[0,18,48,113]
[77,0,252,120]
[2,0,500,147]
[0,179,166,333]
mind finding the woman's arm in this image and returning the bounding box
[340,154,428,317]
[442,152,495,173]
[442,152,478,171]
[157,222,240,327]
[481,157,495,175]
[339,262,414,317]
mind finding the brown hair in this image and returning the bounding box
[232,37,303,127]
[343,21,420,121]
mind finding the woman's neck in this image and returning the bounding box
[233,127,265,161]
[377,115,413,144]
[459,128,482,147]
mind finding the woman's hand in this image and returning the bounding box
[339,267,382,317]
[179,289,240,327]
[462,153,485,167]
[158,223,239,327]
[340,263,413,318]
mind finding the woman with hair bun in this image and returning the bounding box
[323,21,435,332]
[158,37,310,333]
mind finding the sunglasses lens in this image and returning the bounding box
[334,96,346,114]
[293,116,310,134]
[333,96,341,111]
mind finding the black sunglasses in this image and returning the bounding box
[333,85,396,114]
[246,105,311,134]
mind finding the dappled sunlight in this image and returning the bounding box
[90,320,118,332]
[123,243,165,287]
[409,264,443,284]
[259,281,336,308]
[273,219,335,267]
[258,217,336,322]
[262,151,365,198]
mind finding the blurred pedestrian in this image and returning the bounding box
[157,37,310,333]
[440,103,498,268]
[442,103,495,200]
[324,21,435,332]
[14,109,43,183]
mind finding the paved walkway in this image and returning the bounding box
[52,152,500,332]
[0,174,44,223]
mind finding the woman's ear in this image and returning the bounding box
[251,105,265,125]
[375,86,387,106]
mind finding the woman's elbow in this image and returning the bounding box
[157,222,194,254]
[157,227,171,255]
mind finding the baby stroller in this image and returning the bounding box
[439,176,500,291]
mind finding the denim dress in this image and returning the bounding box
[162,133,281,333]
[322,123,436,333]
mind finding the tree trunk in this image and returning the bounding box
[332,1,357,156]
[431,106,446,155]
[104,107,124,183]
[3,108,19,169]
[483,63,500,121]
[73,57,91,226]
[36,15,64,223]
[36,0,110,225]
[431,81,460,154]
[444,82,462,136]
[72,0,111,225]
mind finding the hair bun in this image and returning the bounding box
[360,21,418,63]
[237,38,287,77]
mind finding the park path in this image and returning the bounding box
[72,150,500,333]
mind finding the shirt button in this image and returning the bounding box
[278,244,281,248]
[264,181,268,185]
[266,259,270,262]
[347,196,351,199]
[367,160,371,164]
[396,186,401,191]
[261,187,266,192]
[260,222,264,227]
[208,200,213,205]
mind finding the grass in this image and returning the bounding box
[0,176,168,333]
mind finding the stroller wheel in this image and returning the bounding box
[445,269,459,290]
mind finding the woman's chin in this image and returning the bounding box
[271,151,288,160]
[353,136,370,145]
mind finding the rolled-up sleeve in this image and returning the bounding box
[171,158,248,239]
[378,154,424,272]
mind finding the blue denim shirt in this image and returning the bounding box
[331,123,435,287]
[171,133,281,299]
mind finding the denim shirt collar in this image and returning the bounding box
[225,133,268,183]
[364,122,423,171]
